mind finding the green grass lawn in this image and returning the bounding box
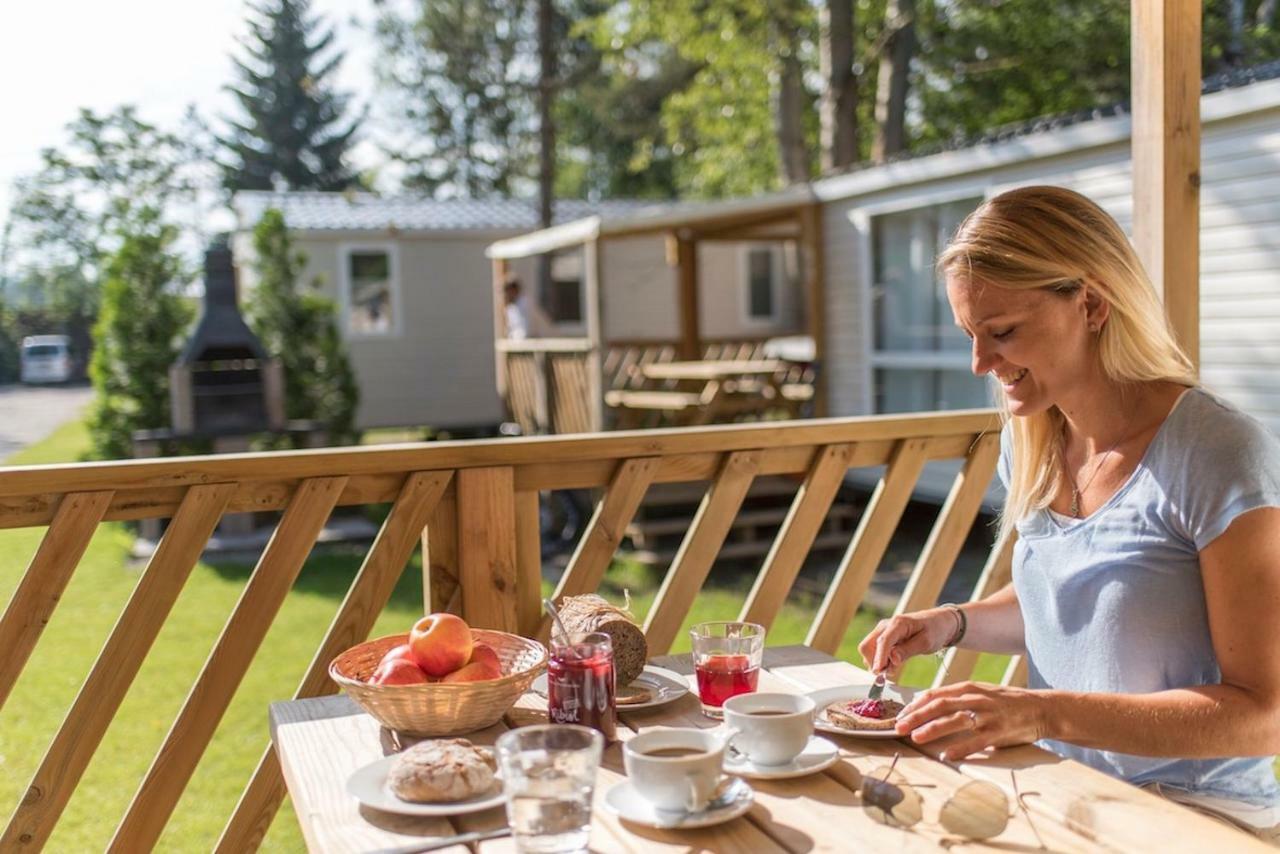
[1,417,1273,850]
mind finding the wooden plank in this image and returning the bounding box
[643,451,761,654]
[896,432,1001,616]
[424,492,459,614]
[457,467,519,631]
[583,238,605,432]
[109,476,347,853]
[492,257,510,398]
[935,530,1017,688]
[514,490,542,637]
[548,457,658,615]
[215,471,450,853]
[1132,0,1201,367]
[0,490,113,712]
[1002,654,1029,688]
[806,438,931,653]
[739,443,853,630]
[674,233,700,360]
[0,409,999,504]
[801,202,828,417]
[0,482,235,852]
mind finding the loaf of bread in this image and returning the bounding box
[556,593,648,684]
[387,738,497,803]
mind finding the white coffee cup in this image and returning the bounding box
[722,692,815,766]
[622,728,728,812]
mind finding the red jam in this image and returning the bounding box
[850,698,885,718]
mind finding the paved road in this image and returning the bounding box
[0,383,95,461]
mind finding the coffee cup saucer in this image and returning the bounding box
[603,775,753,829]
[722,735,840,780]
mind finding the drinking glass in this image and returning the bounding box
[547,632,616,740]
[689,621,765,717]
[496,725,604,854]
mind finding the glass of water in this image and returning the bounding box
[496,724,603,854]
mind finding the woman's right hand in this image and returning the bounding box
[857,608,960,679]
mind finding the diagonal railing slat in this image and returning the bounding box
[896,432,1002,616]
[806,438,933,653]
[1,482,236,851]
[739,444,854,631]
[644,450,761,654]
[107,476,347,853]
[542,457,660,640]
[214,470,452,853]
[934,529,1017,688]
[0,490,113,713]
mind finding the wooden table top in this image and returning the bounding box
[271,645,1268,853]
[638,359,786,381]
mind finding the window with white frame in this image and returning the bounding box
[742,246,779,322]
[545,252,584,325]
[870,198,989,414]
[342,246,398,336]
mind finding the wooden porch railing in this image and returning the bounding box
[0,409,1016,851]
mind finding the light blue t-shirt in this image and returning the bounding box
[1000,387,1280,806]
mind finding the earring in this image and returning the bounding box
[1088,323,1098,332]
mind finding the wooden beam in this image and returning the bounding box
[1132,0,1201,369]
[492,257,511,401]
[456,467,519,631]
[674,232,701,360]
[583,239,605,431]
[801,203,828,416]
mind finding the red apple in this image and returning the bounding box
[468,642,502,676]
[409,613,474,677]
[440,658,503,683]
[378,643,417,668]
[370,658,431,685]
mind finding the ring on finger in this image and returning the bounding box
[966,710,979,729]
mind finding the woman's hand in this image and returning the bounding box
[893,681,1050,761]
[857,608,959,680]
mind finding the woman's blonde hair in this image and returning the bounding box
[937,185,1197,538]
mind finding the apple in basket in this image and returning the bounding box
[370,657,432,686]
[410,613,475,677]
[440,643,503,683]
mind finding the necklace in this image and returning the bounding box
[1061,431,1125,518]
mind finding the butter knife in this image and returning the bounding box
[369,826,512,854]
[867,671,887,702]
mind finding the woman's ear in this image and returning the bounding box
[1082,282,1111,332]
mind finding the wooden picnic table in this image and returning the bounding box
[605,359,808,427]
[271,646,1267,852]
[637,359,787,382]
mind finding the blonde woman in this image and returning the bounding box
[859,186,1280,840]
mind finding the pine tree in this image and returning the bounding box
[246,209,359,446]
[219,0,362,192]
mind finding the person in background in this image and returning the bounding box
[859,185,1280,843]
[503,276,551,340]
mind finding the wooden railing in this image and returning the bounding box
[0,408,1016,851]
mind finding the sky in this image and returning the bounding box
[0,0,382,239]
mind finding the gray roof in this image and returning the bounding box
[233,191,664,233]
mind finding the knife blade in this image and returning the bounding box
[369,826,512,854]
[867,671,886,702]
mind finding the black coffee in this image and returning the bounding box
[643,747,705,758]
[745,710,791,716]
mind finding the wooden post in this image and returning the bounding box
[422,492,459,615]
[492,257,511,401]
[1132,0,1201,369]
[456,467,519,631]
[673,231,701,360]
[801,203,828,416]
[583,239,605,432]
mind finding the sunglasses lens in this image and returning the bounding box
[939,780,1009,840]
[861,770,924,829]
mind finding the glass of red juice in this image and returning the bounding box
[690,621,765,717]
[547,632,617,740]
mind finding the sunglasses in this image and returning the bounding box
[860,754,1046,847]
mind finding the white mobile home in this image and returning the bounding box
[232,193,806,430]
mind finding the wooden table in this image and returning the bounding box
[271,647,1268,852]
[605,360,799,427]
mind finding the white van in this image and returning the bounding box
[20,335,75,384]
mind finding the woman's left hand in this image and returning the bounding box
[894,681,1050,761]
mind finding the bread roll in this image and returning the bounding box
[387,738,497,803]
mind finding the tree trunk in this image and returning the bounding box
[536,0,556,301]
[871,0,915,163]
[1258,0,1278,28]
[820,0,858,171]
[774,5,811,184]
[1226,0,1246,66]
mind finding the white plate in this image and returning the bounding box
[346,755,506,817]
[532,664,689,711]
[806,684,918,740]
[723,735,840,780]
[603,776,753,829]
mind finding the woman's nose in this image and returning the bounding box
[971,339,997,376]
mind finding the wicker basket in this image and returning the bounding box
[330,630,547,737]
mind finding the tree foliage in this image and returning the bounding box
[246,209,359,445]
[219,0,362,192]
[87,213,192,460]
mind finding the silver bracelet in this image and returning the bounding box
[942,604,968,648]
